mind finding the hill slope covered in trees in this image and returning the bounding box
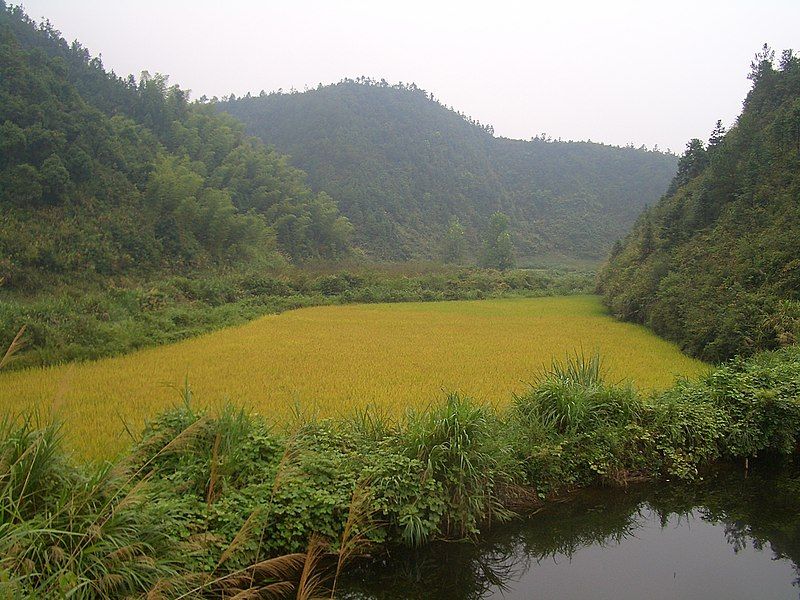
[0,3,352,291]
[220,80,678,262]
[597,46,800,362]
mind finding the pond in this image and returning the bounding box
[339,459,800,599]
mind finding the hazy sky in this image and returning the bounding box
[18,0,800,152]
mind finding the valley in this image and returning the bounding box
[0,2,798,598]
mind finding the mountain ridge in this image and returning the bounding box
[220,79,678,262]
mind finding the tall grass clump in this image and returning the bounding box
[0,416,183,598]
[521,352,642,434]
[401,394,517,539]
[509,353,654,490]
[527,352,604,434]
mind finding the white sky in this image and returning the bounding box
[17,0,800,152]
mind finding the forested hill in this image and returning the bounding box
[0,3,352,291]
[598,46,800,362]
[220,80,678,262]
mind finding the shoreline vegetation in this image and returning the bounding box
[2,346,798,598]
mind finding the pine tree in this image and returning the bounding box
[748,43,775,83]
[708,120,726,149]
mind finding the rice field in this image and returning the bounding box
[0,295,708,458]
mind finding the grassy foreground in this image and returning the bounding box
[1,347,798,598]
[0,296,706,458]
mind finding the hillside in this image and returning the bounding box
[597,46,800,362]
[220,80,678,262]
[0,3,352,291]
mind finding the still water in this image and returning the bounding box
[340,461,800,599]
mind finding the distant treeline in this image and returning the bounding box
[598,45,800,362]
[220,78,678,262]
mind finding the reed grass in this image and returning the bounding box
[0,326,25,371]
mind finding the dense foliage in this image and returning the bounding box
[0,3,352,291]
[2,346,799,597]
[220,78,677,262]
[598,46,800,362]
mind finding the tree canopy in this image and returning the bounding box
[480,212,515,270]
[598,46,800,362]
[0,3,352,289]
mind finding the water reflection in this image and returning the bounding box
[340,459,800,599]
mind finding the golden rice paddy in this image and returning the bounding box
[0,295,708,458]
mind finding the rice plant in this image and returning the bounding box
[0,296,708,459]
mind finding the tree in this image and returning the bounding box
[0,121,26,168]
[442,217,466,263]
[2,164,42,206]
[708,120,726,149]
[0,2,355,285]
[480,212,514,270]
[669,139,708,193]
[748,43,775,83]
[640,220,655,258]
[598,44,800,362]
[306,192,353,258]
[39,154,71,204]
[609,239,624,259]
[785,99,800,152]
